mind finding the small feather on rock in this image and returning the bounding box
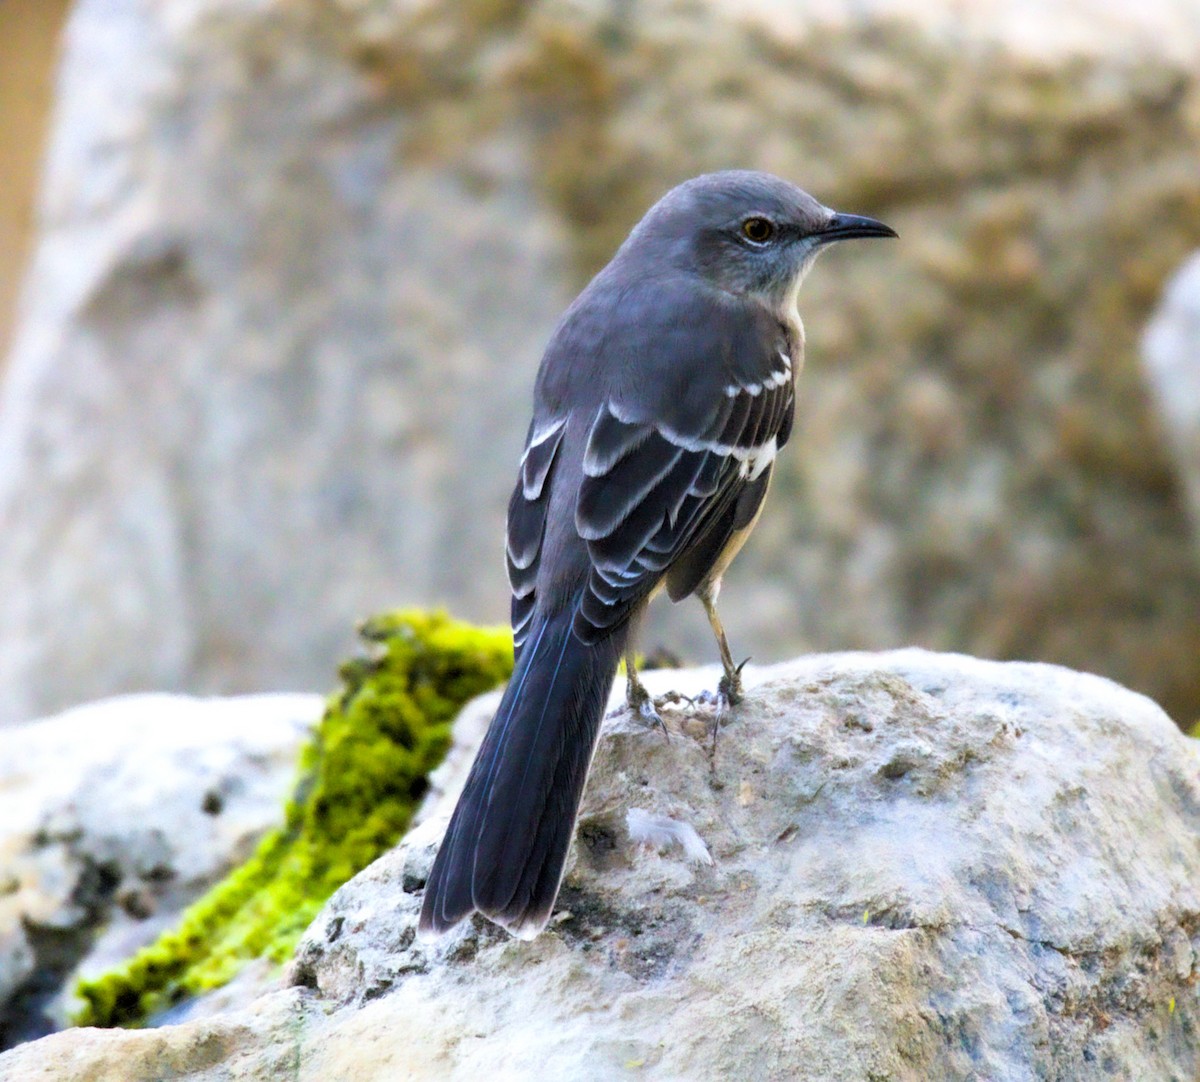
[626,808,713,865]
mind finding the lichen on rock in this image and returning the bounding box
[71,611,512,1029]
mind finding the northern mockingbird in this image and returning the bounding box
[420,171,896,939]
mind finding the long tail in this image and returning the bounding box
[418,604,625,939]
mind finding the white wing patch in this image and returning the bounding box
[743,436,776,481]
[605,397,779,479]
[723,351,791,399]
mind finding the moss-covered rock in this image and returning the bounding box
[73,610,512,1029]
[7,652,1198,1079]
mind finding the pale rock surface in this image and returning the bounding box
[4,0,1200,727]
[2,653,1197,1080]
[0,692,321,1048]
[1143,251,1200,543]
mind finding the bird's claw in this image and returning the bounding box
[718,657,750,708]
[636,695,671,741]
[619,662,750,752]
[702,657,749,759]
[698,656,749,713]
[622,681,672,740]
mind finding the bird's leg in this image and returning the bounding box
[625,647,670,740]
[700,589,747,709]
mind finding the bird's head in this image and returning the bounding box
[618,170,897,314]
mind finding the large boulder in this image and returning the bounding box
[0,692,320,1048]
[3,0,1200,726]
[2,652,1197,1079]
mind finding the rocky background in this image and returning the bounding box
[2,2,1200,1068]
[1,0,1199,728]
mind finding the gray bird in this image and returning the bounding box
[419,170,896,939]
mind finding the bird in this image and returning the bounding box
[419,170,896,940]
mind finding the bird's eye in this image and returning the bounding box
[741,217,775,244]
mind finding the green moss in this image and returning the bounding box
[74,610,513,1029]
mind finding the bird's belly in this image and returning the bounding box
[700,493,769,598]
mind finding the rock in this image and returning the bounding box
[0,692,321,1048]
[0,989,306,1082]
[1143,251,1200,545]
[3,0,1200,727]
[3,652,1197,1079]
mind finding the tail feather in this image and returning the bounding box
[419,605,624,938]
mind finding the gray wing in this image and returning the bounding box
[505,280,797,650]
[571,302,796,643]
[505,415,567,659]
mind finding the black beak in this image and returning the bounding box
[815,211,898,244]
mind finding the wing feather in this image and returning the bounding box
[572,365,792,642]
[508,285,799,652]
[582,404,654,477]
[576,430,683,540]
[506,418,567,656]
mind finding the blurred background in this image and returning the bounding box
[1,0,1199,730]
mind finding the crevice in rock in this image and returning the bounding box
[816,901,940,933]
[0,856,121,1051]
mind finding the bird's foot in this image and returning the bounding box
[718,657,750,708]
[695,657,749,713]
[699,658,749,759]
[624,680,672,741]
